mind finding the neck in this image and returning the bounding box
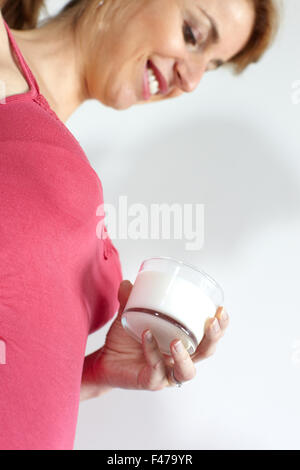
[10,18,89,122]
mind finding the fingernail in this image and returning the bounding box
[211,318,220,333]
[221,308,228,321]
[146,330,153,342]
[174,340,184,353]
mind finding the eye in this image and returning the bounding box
[182,21,197,47]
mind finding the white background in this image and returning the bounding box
[45,1,300,450]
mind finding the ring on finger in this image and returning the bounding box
[170,368,183,388]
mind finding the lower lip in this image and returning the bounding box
[143,63,151,101]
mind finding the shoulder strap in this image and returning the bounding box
[2,19,40,95]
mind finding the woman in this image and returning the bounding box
[0,0,278,451]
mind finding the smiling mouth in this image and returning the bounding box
[143,59,169,99]
[147,64,160,95]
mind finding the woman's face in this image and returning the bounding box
[86,0,255,109]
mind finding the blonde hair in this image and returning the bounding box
[1,0,280,74]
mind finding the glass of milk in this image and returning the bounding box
[121,257,224,355]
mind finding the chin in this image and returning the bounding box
[111,101,134,111]
[105,85,139,110]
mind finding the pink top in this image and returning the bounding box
[0,19,123,450]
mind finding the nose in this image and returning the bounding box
[174,58,206,93]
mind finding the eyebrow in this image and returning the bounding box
[197,6,220,44]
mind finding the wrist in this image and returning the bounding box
[80,347,113,401]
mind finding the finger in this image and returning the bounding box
[215,306,230,332]
[140,329,167,390]
[191,306,229,362]
[117,280,133,315]
[190,315,222,363]
[164,356,175,368]
[168,339,196,385]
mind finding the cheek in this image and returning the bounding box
[88,0,186,105]
[102,60,139,108]
[152,25,185,58]
[127,1,185,58]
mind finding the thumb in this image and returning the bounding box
[117,279,133,316]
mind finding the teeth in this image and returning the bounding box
[147,66,160,95]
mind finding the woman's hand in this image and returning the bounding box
[91,280,229,392]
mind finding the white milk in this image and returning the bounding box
[122,270,217,355]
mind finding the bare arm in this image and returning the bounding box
[80,347,113,401]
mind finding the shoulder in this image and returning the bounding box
[0,9,8,57]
